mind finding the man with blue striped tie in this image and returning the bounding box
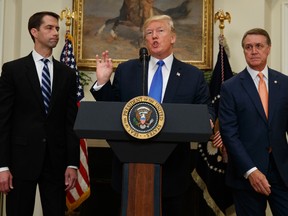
[0,11,80,216]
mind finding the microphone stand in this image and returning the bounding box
[139,47,148,96]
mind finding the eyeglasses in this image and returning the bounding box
[244,43,268,52]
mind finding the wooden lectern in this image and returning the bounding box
[74,101,211,216]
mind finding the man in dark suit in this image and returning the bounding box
[0,11,80,216]
[90,15,215,216]
[219,28,288,215]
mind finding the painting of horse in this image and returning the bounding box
[96,0,192,42]
[73,0,213,70]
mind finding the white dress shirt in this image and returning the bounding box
[244,65,269,178]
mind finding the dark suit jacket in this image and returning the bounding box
[91,56,214,197]
[0,53,80,180]
[219,68,288,190]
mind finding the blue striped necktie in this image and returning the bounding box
[41,59,51,114]
[149,60,164,103]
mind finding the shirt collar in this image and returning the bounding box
[246,65,268,80]
[150,53,173,70]
[32,49,53,63]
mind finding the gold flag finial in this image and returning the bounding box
[60,7,76,32]
[214,9,231,35]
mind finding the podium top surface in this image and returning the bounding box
[74,101,212,143]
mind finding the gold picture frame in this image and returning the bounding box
[72,0,213,70]
[0,192,3,216]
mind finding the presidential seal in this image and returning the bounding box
[122,96,165,139]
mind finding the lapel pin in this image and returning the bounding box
[176,72,181,76]
[274,80,278,84]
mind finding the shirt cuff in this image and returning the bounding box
[68,166,78,170]
[0,167,9,172]
[92,82,105,91]
[244,167,257,178]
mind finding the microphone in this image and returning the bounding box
[139,47,148,61]
[139,47,148,96]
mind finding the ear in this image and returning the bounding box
[267,45,271,55]
[171,34,176,45]
[30,28,38,39]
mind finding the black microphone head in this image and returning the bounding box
[139,47,148,61]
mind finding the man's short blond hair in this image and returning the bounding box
[143,15,176,37]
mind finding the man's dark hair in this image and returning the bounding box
[28,11,60,42]
[241,28,271,48]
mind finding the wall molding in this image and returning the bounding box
[0,0,4,69]
[0,1,4,215]
[282,1,288,74]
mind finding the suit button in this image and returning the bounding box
[42,138,46,143]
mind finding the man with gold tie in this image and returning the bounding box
[219,28,288,215]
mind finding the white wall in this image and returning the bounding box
[213,0,287,75]
[282,1,288,74]
[2,0,72,64]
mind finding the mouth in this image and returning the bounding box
[152,41,159,48]
[250,58,260,61]
[51,38,59,42]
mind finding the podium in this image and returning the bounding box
[74,101,211,216]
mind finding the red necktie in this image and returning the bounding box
[258,72,268,118]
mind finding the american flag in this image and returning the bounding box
[192,35,233,215]
[60,32,90,211]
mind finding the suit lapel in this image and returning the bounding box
[49,59,62,113]
[25,54,46,114]
[267,69,280,123]
[162,58,182,102]
[138,60,147,96]
[240,70,267,121]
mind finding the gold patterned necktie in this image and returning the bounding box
[258,72,268,118]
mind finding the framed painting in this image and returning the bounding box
[72,0,214,70]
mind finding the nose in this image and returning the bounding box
[251,46,258,53]
[53,27,59,35]
[152,31,158,39]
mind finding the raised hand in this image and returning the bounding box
[95,50,113,85]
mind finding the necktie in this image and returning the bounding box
[258,72,268,118]
[149,60,164,103]
[41,59,51,114]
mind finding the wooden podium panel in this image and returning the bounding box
[121,164,161,216]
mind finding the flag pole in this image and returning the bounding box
[214,9,231,36]
[59,8,91,214]
[59,8,76,64]
[214,9,232,57]
[191,9,234,216]
[60,7,76,33]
